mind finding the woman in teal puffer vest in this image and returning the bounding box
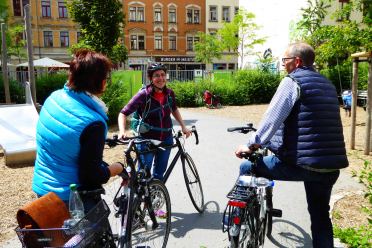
[32,49,124,211]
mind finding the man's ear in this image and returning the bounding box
[295,57,303,68]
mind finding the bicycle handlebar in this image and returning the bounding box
[227,123,257,134]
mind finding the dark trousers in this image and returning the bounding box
[240,155,340,248]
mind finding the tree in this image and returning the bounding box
[218,9,266,69]
[194,32,222,65]
[7,25,26,63]
[67,0,127,64]
[298,0,331,36]
[0,0,8,22]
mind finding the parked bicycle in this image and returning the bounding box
[222,124,282,248]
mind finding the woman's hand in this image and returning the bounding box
[118,131,128,140]
[182,126,192,138]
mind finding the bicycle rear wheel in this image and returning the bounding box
[182,152,205,213]
[131,179,171,248]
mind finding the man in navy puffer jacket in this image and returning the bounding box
[235,42,348,248]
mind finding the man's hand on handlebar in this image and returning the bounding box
[235,143,261,158]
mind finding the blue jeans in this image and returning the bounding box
[240,155,340,248]
[137,135,173,180]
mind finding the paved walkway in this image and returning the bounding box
[1,109,364,248]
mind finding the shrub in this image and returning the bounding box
[36,72,68,104]
[0,74,26,104]
[102,73,131,125]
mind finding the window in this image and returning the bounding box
[222,6,230,22]
[186,8,200,24]
[77,31,81,43]
[209,6,217,22]
[12,0,21,16]
[154,7,162,22]
[41,0,51,17]
[169,8,176,23]
[43,31,53,47]
[129,6,144,22]
[187,36,199,51]
[60,31,69,47]
[169,35,176,50]
[235,7,239,16]
[337,0,350,21]
[58,0,68,18]
[130,35,145,50]
[154,36,162,50]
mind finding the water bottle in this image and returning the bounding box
[69,184,85,222]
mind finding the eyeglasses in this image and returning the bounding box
[281,57,296,63]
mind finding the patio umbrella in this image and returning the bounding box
[17,57,69,68]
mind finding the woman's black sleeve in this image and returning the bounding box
[78,121,110,188]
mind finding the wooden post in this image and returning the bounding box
[350,59,358,150]
[367,57,372,151]
[24,4,36,104]
[366,58,372,154]
[1,23,10,104]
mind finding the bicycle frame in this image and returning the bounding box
[135,126,199,185]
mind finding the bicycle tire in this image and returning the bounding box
[182,152,205,213]
[131,179,171,248]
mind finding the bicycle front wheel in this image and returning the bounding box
[131,179,171,248]
[182,152,205,213]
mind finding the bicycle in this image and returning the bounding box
[222,124,282,248]
[143,125,204,213]
[105,135,171,248]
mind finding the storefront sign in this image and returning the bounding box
[156,57,195,63]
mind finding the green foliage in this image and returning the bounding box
[320,61,369,91]
[218,8,266,68]
[67,0,127,64]
[334,225,372,248]
[7,24,26,63]
[298,0,331,35]
[36,73,68,104]
[194,32,222,64]
[102,79,128,125]
[0,74,25,103]
[0,0,8,22]
[168,69,281,107]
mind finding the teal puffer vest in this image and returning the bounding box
[32,85,108,200]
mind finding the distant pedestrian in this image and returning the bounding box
[342,90,352,117]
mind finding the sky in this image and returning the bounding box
[239,0,308,67]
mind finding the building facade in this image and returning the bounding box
[6,0,239,72]
[205,0,239,70]
[124,0,206,72]
[8,0,78,63]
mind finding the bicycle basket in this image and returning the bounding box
[15,200,110,248]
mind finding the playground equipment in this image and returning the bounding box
[0,82,39,165]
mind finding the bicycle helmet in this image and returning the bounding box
[147,63,167,79]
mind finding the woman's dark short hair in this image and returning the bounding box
[67,49,112,95]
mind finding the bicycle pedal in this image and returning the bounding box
[270,208,282,217]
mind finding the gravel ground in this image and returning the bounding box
[0,104,370,244]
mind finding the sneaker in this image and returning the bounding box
[155,209,167,219]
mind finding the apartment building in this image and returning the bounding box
[124,0,206,71]
[205,0,239,70]
[8,0,78,63]
[6,0,239,71]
